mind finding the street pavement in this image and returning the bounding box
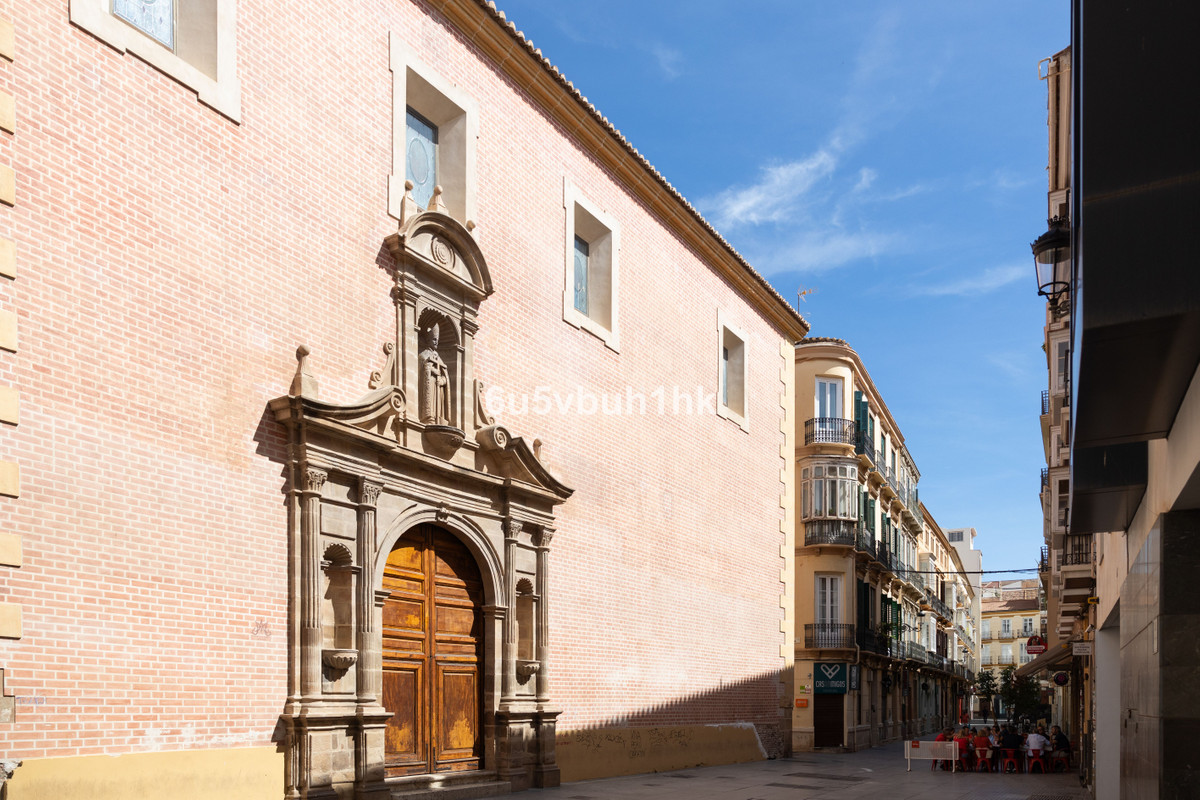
[508,738,1090,800]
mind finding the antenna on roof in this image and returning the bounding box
[797,286,817,307]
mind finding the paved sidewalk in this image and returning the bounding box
[509,740,1089,800]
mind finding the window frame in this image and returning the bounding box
[815,574,841,626]
[562,180,620,351]
[715,312,748,431]
[389,32,478,225]
[69,0,241,121]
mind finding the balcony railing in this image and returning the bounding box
[856,527,877,560]
[804,417,857,446]
[855,430,875,462]
[856,628,891,656]
[804,623,856,649]
[1041,389,1050,415]
[803,519,858,547]
[876,540,895,572]
[1059,535,1094,567]
[1040,467,1049,492]
[998,654,1015,664]
[1039,546,1049,572]
[904,640,927,663]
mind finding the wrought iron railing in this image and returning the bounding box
[876,540,894,572]
[1041,467,1049,492]
[856,628,891,656]
[1059,535,1094,566]
[804,622,856,649]
[1041,389,1050,415]
[905,640,927,662]
[1039,546,1049,572]
[804,417,857,446]
[856,527,877,560]
[999,654,1015,664]
[803,519,857,547]
[855,429,875,462]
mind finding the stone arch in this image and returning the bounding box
[375,507,503,608]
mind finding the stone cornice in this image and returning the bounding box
[431,0,809,341]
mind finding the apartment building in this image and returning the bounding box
[792,339,972,751]
[0,2,810,798]
[945,528,983,716]
[1029,5,1200,797]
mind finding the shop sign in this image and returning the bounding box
[1072,641,1093,656]
[814,662,848,694]
[1026,635,1047,655]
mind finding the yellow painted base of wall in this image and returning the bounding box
[7,746,283,800]
[556,724,766,782]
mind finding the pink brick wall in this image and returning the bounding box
[0,0,789,760]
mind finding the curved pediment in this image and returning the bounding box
[386,210,493,301]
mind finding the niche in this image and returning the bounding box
[416,309,460,430]
[321,543,358,691]
[515,577,539,685]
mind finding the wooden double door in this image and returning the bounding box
[382,525,484,776]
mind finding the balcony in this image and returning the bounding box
[804,623,856,649]
[1059,536,1094,566]
[803,519,857,547]
[856,627,894,656]
[855,527,877,560]
[1038,546,1049,573]
[876,540,895,572]
[855,430,875,462]
[1041,389,1050,415]
[904,640,927,663]
[1040,467,1049,493]
[998,654,1015,665]
[804,417,857,446]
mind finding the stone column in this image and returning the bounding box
[535,528,554,704]
[301,466,327,700]
[501,520,520,702]
[459,317,478,434]
[356,480,382,703]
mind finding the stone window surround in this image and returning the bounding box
[716,311,749,431]
[389,32,478,225]
[69,0,241,122]
[561,179,620,352]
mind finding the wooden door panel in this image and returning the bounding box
[435,664,480,770]
[382,525,482,775]
[383,662,426,774]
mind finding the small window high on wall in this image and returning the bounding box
[562,181,620,351]
[716,313,748,431]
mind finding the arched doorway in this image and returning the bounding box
[381,524,484,776]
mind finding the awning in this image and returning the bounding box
[1015,643,1073,677]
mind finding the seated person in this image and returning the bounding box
[973,728,992,762]
[954,727,973,763]
[1050,725,1071,757]
[1026,726,1050,757]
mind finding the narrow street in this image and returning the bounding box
[510,741,1090,800]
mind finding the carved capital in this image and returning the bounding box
[302,467,327,494]
[536,528,555,548]
[504,519,523,540]
[359,480,383,507]
[461,318,480,338]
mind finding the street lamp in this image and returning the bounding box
[1032,216,1070,304]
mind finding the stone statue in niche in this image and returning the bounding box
[419,326,451,425]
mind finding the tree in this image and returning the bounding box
[975,669,998,721]
[998,665,1040,723]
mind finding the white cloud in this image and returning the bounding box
[910,264,1026,297]
[744,229,906,276]
[702,149,838,229]
[648,43,683,79]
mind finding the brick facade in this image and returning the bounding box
[0,0,805,794]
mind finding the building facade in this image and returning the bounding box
[0,2,810,798]
[791,339,972,752]
[1029,5,1200,797]
[945,528,983,716]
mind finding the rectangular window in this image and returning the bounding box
[1055,340,1070,393]
[113,0,175,49]
[816,575,840,625]
[405,107,439,210]
[1001,618,1012,637]
[573,235,590,315]
[71,0,240,120]
[390,36,478,224]
[816,377,843,418]
[563,182,620,350]
[1023,617,1035,635]
[716,318,748,429]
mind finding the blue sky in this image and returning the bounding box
[496,1,1069,574]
